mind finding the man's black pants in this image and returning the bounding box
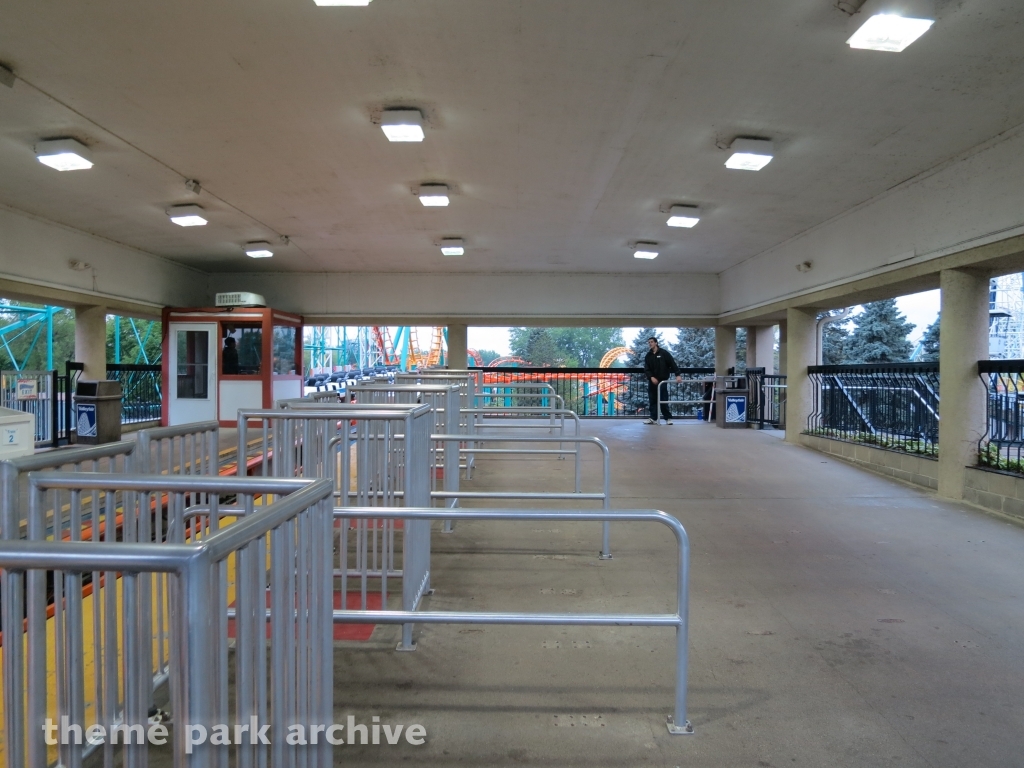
[648,380,672,421]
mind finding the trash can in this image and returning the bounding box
[74,380,123,444]
[714,375,748,429]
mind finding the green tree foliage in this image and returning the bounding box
[509,327,563,366]
[474,349,501,365]
[0,302,76,370]
[735,328,747,372]
[672,328,714,369]
[919,314,940,362]
[819,311,850,365]
[549,328,624,367]
[509,327,625,367]
[628,328,668,367]
[106,316,163,364]
[845,299,915,363]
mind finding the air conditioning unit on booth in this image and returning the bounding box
[215,292,266,308]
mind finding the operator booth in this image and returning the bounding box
[161,293,303,426]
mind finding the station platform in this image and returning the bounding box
[315,419,1024,767]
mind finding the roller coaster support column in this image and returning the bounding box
[714,327,736,376]
[74,305,107,379]
[446,324,468,369]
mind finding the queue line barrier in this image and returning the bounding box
[1,473,334,768]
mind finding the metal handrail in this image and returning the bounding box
[333,505,693,735]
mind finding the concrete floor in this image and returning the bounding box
[333,420,1024,767]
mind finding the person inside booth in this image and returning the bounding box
[222,337,240,375]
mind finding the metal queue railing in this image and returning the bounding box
[135,420,219,477]
[978,359,1024,472]
[430,433,614,558]
[334,505,694,735]
[1,473,335,768]
[655,374,716,420]
[237,406,433,650]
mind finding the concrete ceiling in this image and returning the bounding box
[1,0,1022,276]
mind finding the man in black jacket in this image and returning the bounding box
[643,336,678,424]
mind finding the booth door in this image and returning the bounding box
[169,323,217,425]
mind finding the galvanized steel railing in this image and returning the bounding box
[237,406,433,650]
[1,473,334,768]
[333,505,694,735]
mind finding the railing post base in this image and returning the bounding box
[666,716,694,735]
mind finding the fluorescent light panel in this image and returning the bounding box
[419,184,450,207]
[35,138,93,171]
[381,109,425,142]
[245,241,274,259]
[848,13,934,51]
[633,243,659,260]
[167,204,208,227]
[314,0,371,5]
[725,138,774,171]
[440,238,465,256]
[667,205,700,228]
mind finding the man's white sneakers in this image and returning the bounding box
[664,420,674,425]
[643,418,657,425]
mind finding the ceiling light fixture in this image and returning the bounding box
[633,242,659,260]
[381,109,425,142]
[313,0,371,6]
[166,204,208,227]
[35,138,93,171]
[847,0,935,52]
[440,238,465,256]
[418,184,450,207]
[667,205,701,228]
[245,241,274,259]
[725,138,774,171]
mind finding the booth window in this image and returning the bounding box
[273,326,297,374]
[222,324,262,375]
[176,330,209,399]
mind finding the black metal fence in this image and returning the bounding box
[747,368,787,429]
[807,362,940,455]
[978,359,1024,473]
[106,363,162,424]
[472,367,715,418]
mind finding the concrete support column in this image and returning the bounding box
[715,326,736,375]
[743,327,757,371]
[784,308,816,444]
[778,321,788,377]
[74,305,107,380]
[937,268,989,500]
[755,326,776,373]
[446,323,468,370]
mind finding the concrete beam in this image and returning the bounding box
[0,205,207,315]
[210,271,720,324]
[721,123,1024,320]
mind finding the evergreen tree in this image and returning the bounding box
[919,314,940,362]
[818,311,850,365]
[509,328,562,366]
[672,328,715,369]
[735,328,747,372]
[628,328,667,367]
[845,299,915,363]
